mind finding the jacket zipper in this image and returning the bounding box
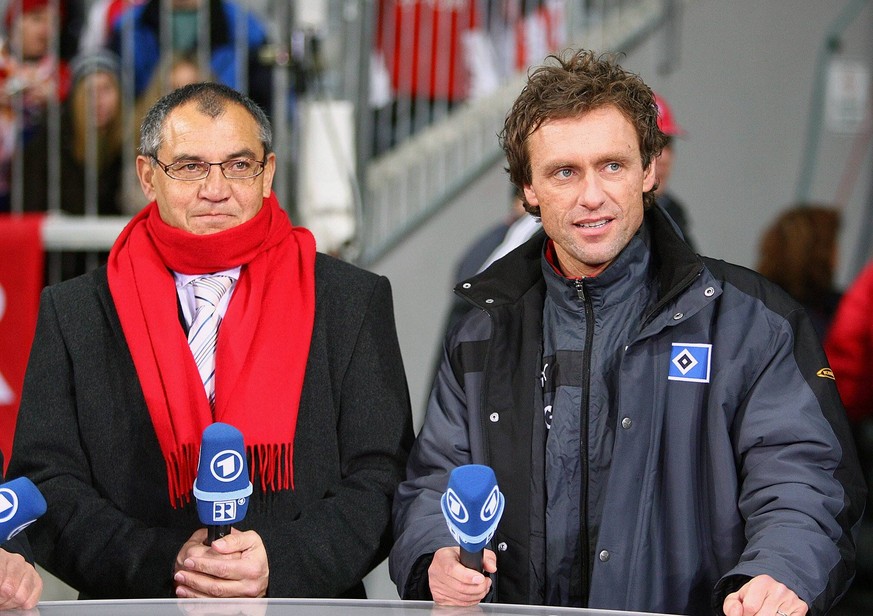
[575,278,595,606]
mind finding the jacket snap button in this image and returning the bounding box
[599,550,610,562]
[462,282,472,289]
[489,413,499,422]
[621,417,632,429]
[497,542,508,552]
[673,312,683,320]
[485,298,494,304]
[704,286,715,297]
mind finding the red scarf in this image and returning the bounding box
[108,193,315,506]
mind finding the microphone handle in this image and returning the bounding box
[205,524,231,546]
[459,547,483,572]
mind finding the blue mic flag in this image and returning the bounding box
[193,423,253,526]
[0,477,46,544]
[440,464,504,552]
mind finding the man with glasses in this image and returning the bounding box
[9,82,414,599]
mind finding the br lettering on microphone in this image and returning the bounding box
[192,423,253,545]
[440,464,505,572]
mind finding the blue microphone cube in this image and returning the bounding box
[0,477,47,543]
[192,423,253,526]
[440,464,505,552]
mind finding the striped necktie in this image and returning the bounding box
[188,275,235,410]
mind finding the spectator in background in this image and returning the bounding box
[21,48,123,217]
[20,48,124,280]
[825,258,873,612]
[78,0,146,53]
[122,52,212,213]
[653,93,695,250]
[756,204,842,341]
[441,191,541,337]
[107,0,274,117]
[0,0,70,211]
[826,261,873,425]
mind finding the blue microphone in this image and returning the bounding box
[0,477,46,545]
[440,464,505,572]
[192,423,253,545]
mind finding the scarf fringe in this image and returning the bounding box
[167,444,201,508]
[250,443,295,492]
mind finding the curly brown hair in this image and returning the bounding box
[500,49,667,216]
[756,205,841,305]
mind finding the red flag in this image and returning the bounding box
[0,213,44,472]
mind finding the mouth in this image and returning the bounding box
[574,219,611,229]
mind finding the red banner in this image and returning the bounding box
[377,0,480,102]
[0,214,44,472]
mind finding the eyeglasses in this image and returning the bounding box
[151,156,267,181]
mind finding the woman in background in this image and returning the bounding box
[756,204,842,341]
[22,49,123,280]
[22,49,123,216]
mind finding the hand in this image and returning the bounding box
[428,547,496,606]
[722,574,808,616]
[0,549,42,610]
[173,528,269,599]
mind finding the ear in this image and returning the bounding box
[522,183,539,209]
[642,161,657,193]
[261,152,277,198]
[136,155,157,202]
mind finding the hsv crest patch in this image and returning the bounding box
[668,343,712,383]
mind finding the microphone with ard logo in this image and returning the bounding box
[440,464,505,572]
[192,423,253,546]
[0,477,47,545]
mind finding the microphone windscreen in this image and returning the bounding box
[192,423,253,526]
[0,477,46,544]
[440,464,504,552]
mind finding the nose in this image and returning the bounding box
[198,164,232,200]
[577,173,606,209]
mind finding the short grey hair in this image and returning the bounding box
[139,82,273,158]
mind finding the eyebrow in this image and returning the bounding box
[168,148,261,162]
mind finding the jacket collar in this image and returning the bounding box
[456,206,704,314]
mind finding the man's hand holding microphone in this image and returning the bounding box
[173,423,269,599]
[428,465,504,606]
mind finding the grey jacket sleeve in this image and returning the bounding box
[715,307,865,615]
[389,328,482,598]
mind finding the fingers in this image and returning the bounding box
[428,547,493,607]
[722,574,808,616]
[174,529,269,599]
[174,573,262,599]
[0,551,42,610]
[482,549,498,574]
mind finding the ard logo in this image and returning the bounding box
[210,450,244,482]
[0,488,17,523]
[444,488,469,524]
[480,485,501,521]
